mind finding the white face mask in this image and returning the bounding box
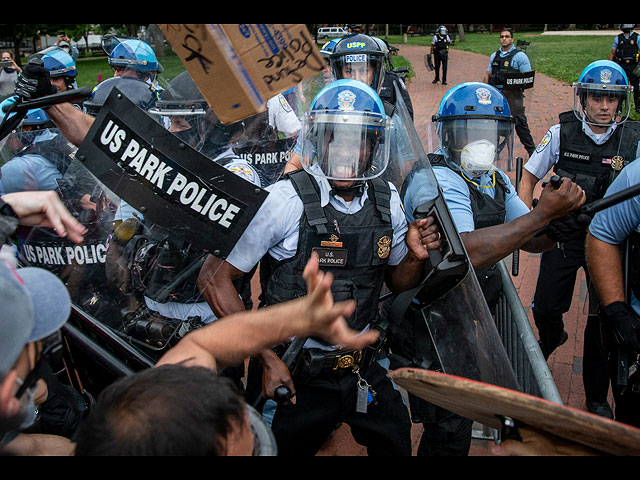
[460,139,497,177]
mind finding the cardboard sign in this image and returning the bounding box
[76,88,268,258]
[160,24,326,125]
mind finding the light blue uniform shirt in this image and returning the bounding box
[589,159,640,314]
[525,119,640,180]
[226,173,409,272]
[488,46,532,84]
[0,154,62,195]
[402,155,529,233]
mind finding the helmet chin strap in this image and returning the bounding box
[329,180,366,197]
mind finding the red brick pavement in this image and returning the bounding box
[314,44,599,456]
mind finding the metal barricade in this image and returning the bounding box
[473,260,562,442]
[494,260,562,403]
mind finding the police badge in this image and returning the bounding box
[337,90,357,112]
[600,69,612,84]
[611,155,624,171]
[377,235,391,259]
[476,87,492,105]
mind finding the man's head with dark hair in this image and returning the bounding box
[74,365,249,456]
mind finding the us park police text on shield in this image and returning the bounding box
[75,89,268,257]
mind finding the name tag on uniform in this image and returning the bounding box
[312,247,348,267]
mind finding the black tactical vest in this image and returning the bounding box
[489,49,521,88]
[433,35,450,55]
[263,170,394,331]
[430,154,507,308]
[556,111,640,203]
[615,32,639,64]
[429,154,508,229]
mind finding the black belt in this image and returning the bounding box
[318,349,365,371]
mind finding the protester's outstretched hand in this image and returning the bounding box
[2,191,87,244]
[299,252,379,350]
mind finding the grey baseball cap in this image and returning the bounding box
[0,259,71,376]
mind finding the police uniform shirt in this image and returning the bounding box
[0,154,62,195]
[226,174,409,273]
[612,32,638,55]
[403,157,530,233]
[524,121,640,181]
[432,34,451,46]
[267,94,301,138]
[589,160,640,314]
[487,46,532,83]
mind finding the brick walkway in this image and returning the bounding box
[316,45,596,456]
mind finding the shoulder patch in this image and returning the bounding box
[536,131,552,154]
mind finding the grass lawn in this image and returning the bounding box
[383,31,638,119]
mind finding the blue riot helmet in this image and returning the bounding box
[330,34,386,93]
[573,60,632,127]
[433,82,515,178]
[22,108,54,130]
[30,47,77,91]
[319,39,340,59]
[300,79,391,183]
[105,36,161,82]
[83,76,158,117]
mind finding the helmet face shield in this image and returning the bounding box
[573,82,632,127]
[301,109,390,181]
[572,60,632,127]
[331,52,386,93]
[437,116,515,177]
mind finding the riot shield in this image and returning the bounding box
[390,82,519,391]
[503,41,538,162]
[20,87,271,367]
[148,70,300,189]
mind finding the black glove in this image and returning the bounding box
[546,213,592,243]
[602,301,640,353]
[14,62,57,101]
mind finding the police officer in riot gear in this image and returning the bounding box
[519,60,640,418]
[32,47,78,94]
[610,24,640,113]
[372,36,414,119]
[586,159,640,428]
[402,82,586,455]
[483,29,536,158]
[198,79,441,456]
[431,26,451,85]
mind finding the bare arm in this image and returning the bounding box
[46,102,95,147]
[518,169,540,210]
[585,232,625,307]
[197,255,246,318]
[463,180,585,270]
[159,254,377,371]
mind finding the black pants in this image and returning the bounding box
[514,113,536,157]
[410,394,473,456]
[532,239,610,403]
[434,54,448,83]
[269,360,412,456]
